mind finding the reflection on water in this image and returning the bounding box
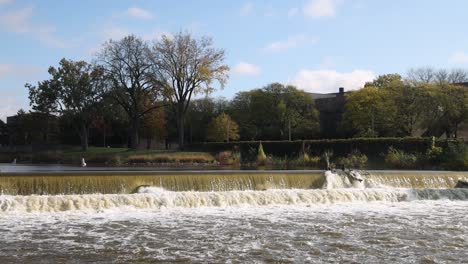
[0,201,467,263]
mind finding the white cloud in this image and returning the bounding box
[263,34,318,53]
[125,7,154,20]
[292,69,375,93]
[0,92,25,122]
[0,6,66,48]
[303,0,337,18]
[288,7,299,18]
[233,62,261,76]
[240,2,253,16]
[449,51,468,64]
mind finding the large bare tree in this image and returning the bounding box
[97,35,165,149]
[151,32,229,148]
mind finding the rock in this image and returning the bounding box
[455,179,468,188]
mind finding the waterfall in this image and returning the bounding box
[0,170,466,195]
[1,187,467,213]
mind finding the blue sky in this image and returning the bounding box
[1,0,468,121]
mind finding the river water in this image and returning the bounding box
[1,170,467,263]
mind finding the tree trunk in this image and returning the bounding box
[146,137,152,150]
[80,122,88,151]
[177,117,185,149]
[130,117,140,149]
[176,104,185,149]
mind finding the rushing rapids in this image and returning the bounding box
[0,170,467,213]
[0,170,466,195]
[1,169,468,263]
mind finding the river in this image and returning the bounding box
[0,168,467,263]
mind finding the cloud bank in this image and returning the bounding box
[292,69,375,93]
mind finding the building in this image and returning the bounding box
[310,87,347,138]
[0,119,8,146]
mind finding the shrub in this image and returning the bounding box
[337,150,368,169]
[106,155,122,166]
[426,136,443,162]
[257,142,267,165]
[384,147,418,169]
[216,151,240,166]
[440,141,468,170]
[187,137,433,159]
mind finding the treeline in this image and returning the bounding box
[22,32,228,150]
[5,29,468,151]
[342,70,468,138]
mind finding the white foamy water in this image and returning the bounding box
[0,201,467,263]
[1,171,467,262]
[1,187,468,213]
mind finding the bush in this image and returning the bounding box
[440,141,468,170]
[426,136,443,162]
[187,137,433,160]
[257,142,267,166]
[384,147,418,169]
[216,151,240,166]
[337,150,368,169]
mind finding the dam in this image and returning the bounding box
[1,167,467,262]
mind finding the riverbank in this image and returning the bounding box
[0,147,217,167]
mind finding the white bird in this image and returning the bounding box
[12,158,16,165]
[81,157,87,167]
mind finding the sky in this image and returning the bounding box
[1,0,468,121]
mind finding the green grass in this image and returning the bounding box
[0,147,215,165]
[61,147,215,165]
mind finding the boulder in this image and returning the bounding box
[455,179,468,188]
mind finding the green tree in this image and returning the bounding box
[365,73,404,89]
[185,97,228,143]
[151,32,229,149]
[230,83,319,140]
[207,113,239,142]
[342,86,395,137]
[421,84,468,138]
[27,58,105,150]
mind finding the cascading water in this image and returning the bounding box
[1,170,467,213]
[1,169,468,263]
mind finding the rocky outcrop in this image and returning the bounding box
[455,179,468,188]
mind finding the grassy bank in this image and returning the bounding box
[0,147,216,166]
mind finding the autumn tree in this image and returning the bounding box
[97,35,166,149]
[27,58,105,150]
[185,97,229,143]
[151,32,229,149]
[207,113,239,142]
[141,97,166,149]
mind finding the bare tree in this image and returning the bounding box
[407,66,436,85]
[151,32,229,148]
[435,69,449,85]
[408,67,468,85]
[448,68,468,84]
[97,35,165,149]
